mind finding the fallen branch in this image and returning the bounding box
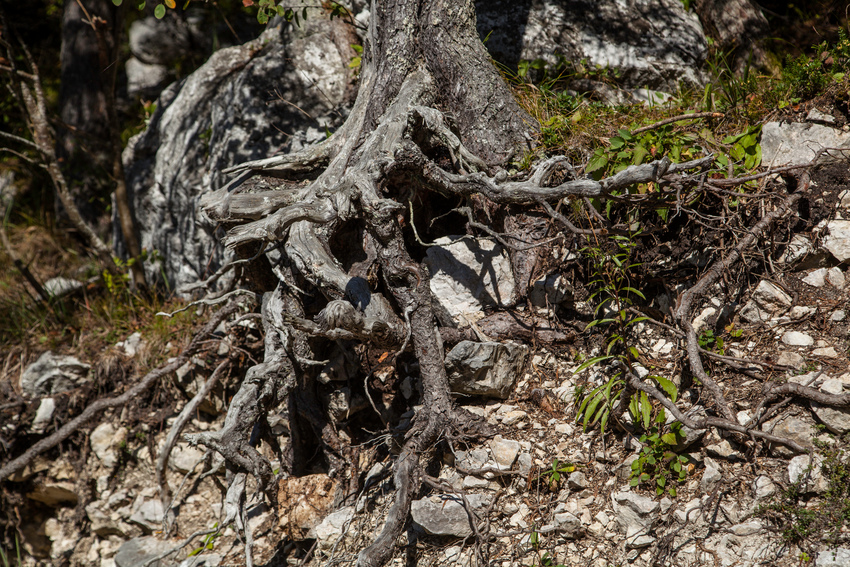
[622,365,808,453]
[674,174,809,423]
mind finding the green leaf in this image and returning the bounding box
[628,346,640,360]
[586,150,609,173]
[640,473,650,481]
[138,1,146,8]
[629,395,640,421]
[640,392,651,430]
[351,44,363,54]
[112,0,123,5]
[348,57,361,69]
[154,4,166,18]
[657,475,666,487]
[630,477,640,487]
[653,376,678,403]
[618,128,634,141]
[631,459,641,471]
[668,487,677,497]
[257,9,269,23]
[621,287,646,300]
[722,131,747,145]
[631,144,648,165]
[583,394,603,430]
[661,433,678,445]
[574,355,612,374]
[624,316,649,328]
[609,136,625,149]
[645,455,657,466]
[599,408,610,433]
[671,144,681,161]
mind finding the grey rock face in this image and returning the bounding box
[810,379,850,435]
[819,220,850,262]
[782,331,814,346]
[116,332,146,358]
[529,274,573,310]
[788,454,828,494]
[553,511,583,538]
[424,237,516,326]
[121,20,353,292]
[90,423,128,469]
[780,234,815,266]
[611,491,659,537]
[765,415,815,455]
[30,397,56,433]
[567,471,589,491]
[761,122,850,167]
[114,536,174,567]
[752,475,776,501]
[476,0,707,91]
[700,457,722,490]
[489,435,521,469]
[816,548,850,567]
[20,351,90,397]
[126,57,169,96]
[128,497,166,533]
[739,280,792,324]
[43,277,83,299]
[129,16,209,67]
[314,507,355,551]
[411,494,491,537]
[446,341,528,399]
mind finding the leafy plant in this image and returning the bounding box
[0,534,22,567]
[629,407,689,497]
[757,446,850,554]
[698,329,725,355]
[574,231,647,433]
[536,458,576,490]
[715,124,761,173]
[529,528,566,567]
[189,523,220,557]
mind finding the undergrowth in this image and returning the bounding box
[511,29,850,177]
[0,223,192,373]
[757,443,850,556]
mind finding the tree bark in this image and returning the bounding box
[57,0,119,229]
[189,1,535,563]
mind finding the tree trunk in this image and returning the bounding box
[57,0,118,230]
[190,1,701,564]
[59,0,146,288]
